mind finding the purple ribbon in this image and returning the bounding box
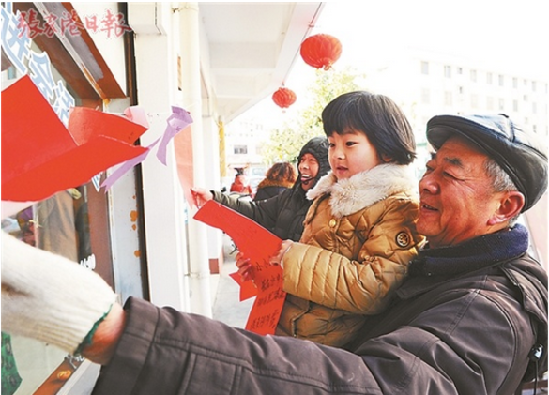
[101,106,192,191]
[101,138,159,191]
[156,106,193,165]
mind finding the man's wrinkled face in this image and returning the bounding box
[417,136,507,248]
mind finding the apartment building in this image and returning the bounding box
[363,48,548,148]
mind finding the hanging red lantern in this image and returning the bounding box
[272,87,297,109]
[299,33,342,70]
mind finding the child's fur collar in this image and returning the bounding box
[306,163,417,218]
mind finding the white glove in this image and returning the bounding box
[1,232,116,354]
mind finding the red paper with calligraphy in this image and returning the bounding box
[193,200,286,335]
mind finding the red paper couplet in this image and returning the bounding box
[193,200,286,334]
[244,265,286,335]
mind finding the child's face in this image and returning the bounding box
[328,129,380,179]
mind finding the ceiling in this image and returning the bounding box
[2,2,325,123]
[198,3,324,123]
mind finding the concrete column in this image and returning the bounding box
[129,2,190,311]
[202,116,223,274]
[178,2,212,317]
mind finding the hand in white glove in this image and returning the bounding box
[1,232,116,355]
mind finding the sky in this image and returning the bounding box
[247,0,549,122]
[280,0,548,98]
[309,1,548,78]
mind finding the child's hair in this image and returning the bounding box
[321,91,417,165]
[264,162,297,184]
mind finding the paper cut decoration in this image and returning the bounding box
[193,200,286,335]
[174,121,195,206]
[241,264,286,335]
[123,106,149,129]
[157,106,193,165]
[101,105,192,192]
[1,75,148,202]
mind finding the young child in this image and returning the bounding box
[238,91,425,347]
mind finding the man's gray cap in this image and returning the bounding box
[426,114,548,212]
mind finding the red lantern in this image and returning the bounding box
[272,87,297,109]
[300,34,342,70]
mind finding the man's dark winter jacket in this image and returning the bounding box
[213,187,310,242]
[212,136,329,241]
[92,224,547,395]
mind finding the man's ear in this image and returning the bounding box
[489,191,525,225]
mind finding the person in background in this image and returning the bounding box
[238,91,424,347]
[36,189,80,262]
[253,161,297,202]
[14,206,35,247]
[2,112,547,395]
[191,136,330,241]
[229,167,252,195]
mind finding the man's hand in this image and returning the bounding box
[1,232,117,356]
[190,188,213,208]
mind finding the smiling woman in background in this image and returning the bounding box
[253,161,297,202]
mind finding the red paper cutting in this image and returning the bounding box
[229,271,259,300]
[243,265,286,335]
[193,200,282,266]
[1,75,148,202]
[193,200,286,334]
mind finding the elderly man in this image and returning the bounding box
[2,114,547,394]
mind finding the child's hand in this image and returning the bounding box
[235,251,254,281]
[190,188,213,208]
[268,240,294,268]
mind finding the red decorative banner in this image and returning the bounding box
[243,264,285,335]
[193,200,286,335]
[1,75,148,202]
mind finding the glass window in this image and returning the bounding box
[420,61,429,75]
[498,98,505,111]
[234,144,248,154]
[470,69,477,82]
